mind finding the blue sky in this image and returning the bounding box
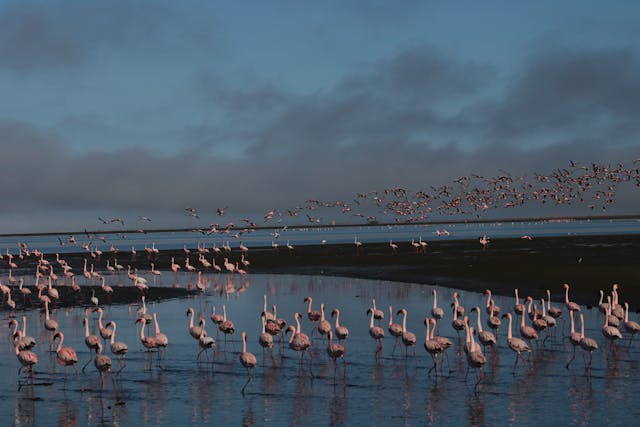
[1,1,639,233]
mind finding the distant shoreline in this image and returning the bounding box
[1,213,639,238]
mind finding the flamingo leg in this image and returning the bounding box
[566,345,576,369]
[241,368,253,395]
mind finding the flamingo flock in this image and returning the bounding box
[0,231,639,403]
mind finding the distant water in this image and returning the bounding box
[1,273,639,426]
[1,217,639,255]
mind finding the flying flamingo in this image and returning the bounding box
[239,331,257,395]
[52,331,83,391]
[501,313,531,372]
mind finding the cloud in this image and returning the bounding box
[481,46,640,144]
[0,1,215,72]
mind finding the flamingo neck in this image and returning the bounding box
[476,309,483,333]
[507,316,513,339]
[402,311,407,333]
[433,292,437,308]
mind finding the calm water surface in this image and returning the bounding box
[1,273,639,426]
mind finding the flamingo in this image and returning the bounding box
[487,300,502,334]
[366,308,385,359]
[326,330,346,380]
[565,309,582,369]
[93,342,116,391]
[464,322,486,387]
[239,331,257,395]
[423,317,444,375]
[106,321,128,372]
[258,314,274,364]
[186,307,205,340]
[470,306,496,350]
[579,313,599,370]
[100,276,114,297]
[484,289,500,316]
[453,292,465,317]
[52,331,83,390]
[317,303,332,339]
[9,320,35,351]
[623,302,640,344]
[431,289,444,321]
[397,308,417,359]
[562,283,581,312]
[451,300,466,337]
[196,319,215,362]
[387,305,403,354]
[44,299,59,350]
[598,290,610,314]
[371,298,385,323]
[304,296,321,334]
[152,312,169,358]
[519,307,538,346]
[286,313,311,364]
[501,313,531,372]
[18,278,32,306]
[14,336,38,388]
[94,307,113,345]
[218,305,236,351]
[602,296,623,352]
[546,289,562,319]
[513,288,524,315]
[82,308,101,372]
[331,308,349,341]
[170,257,181,274]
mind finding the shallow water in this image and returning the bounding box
[2,217,639,255]
[1,273,639,426]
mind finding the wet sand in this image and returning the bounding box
[5,234,639,310]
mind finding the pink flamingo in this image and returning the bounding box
[14,336,38,389]
[501,313,531,372]
[82,308,101,372]
[578,313,598,370]
[562,283,581,312]
[326,330,346,380]
[470,306,496,350]
[397,308,417,359]
[388,306,403,354]
[624,302,640,344]
[366,308,385,359]
[565,310,582,369]
[239,331,257,395]
[106,321,128,372]
[52,331,83,391]
[317,303,331,339]
[331,308,349,341]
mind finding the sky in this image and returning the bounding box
[1,0,639,233]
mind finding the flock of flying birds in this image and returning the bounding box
[68,160,640,242]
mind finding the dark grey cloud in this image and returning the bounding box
[0,1,215,72]
[482,47,640,142]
